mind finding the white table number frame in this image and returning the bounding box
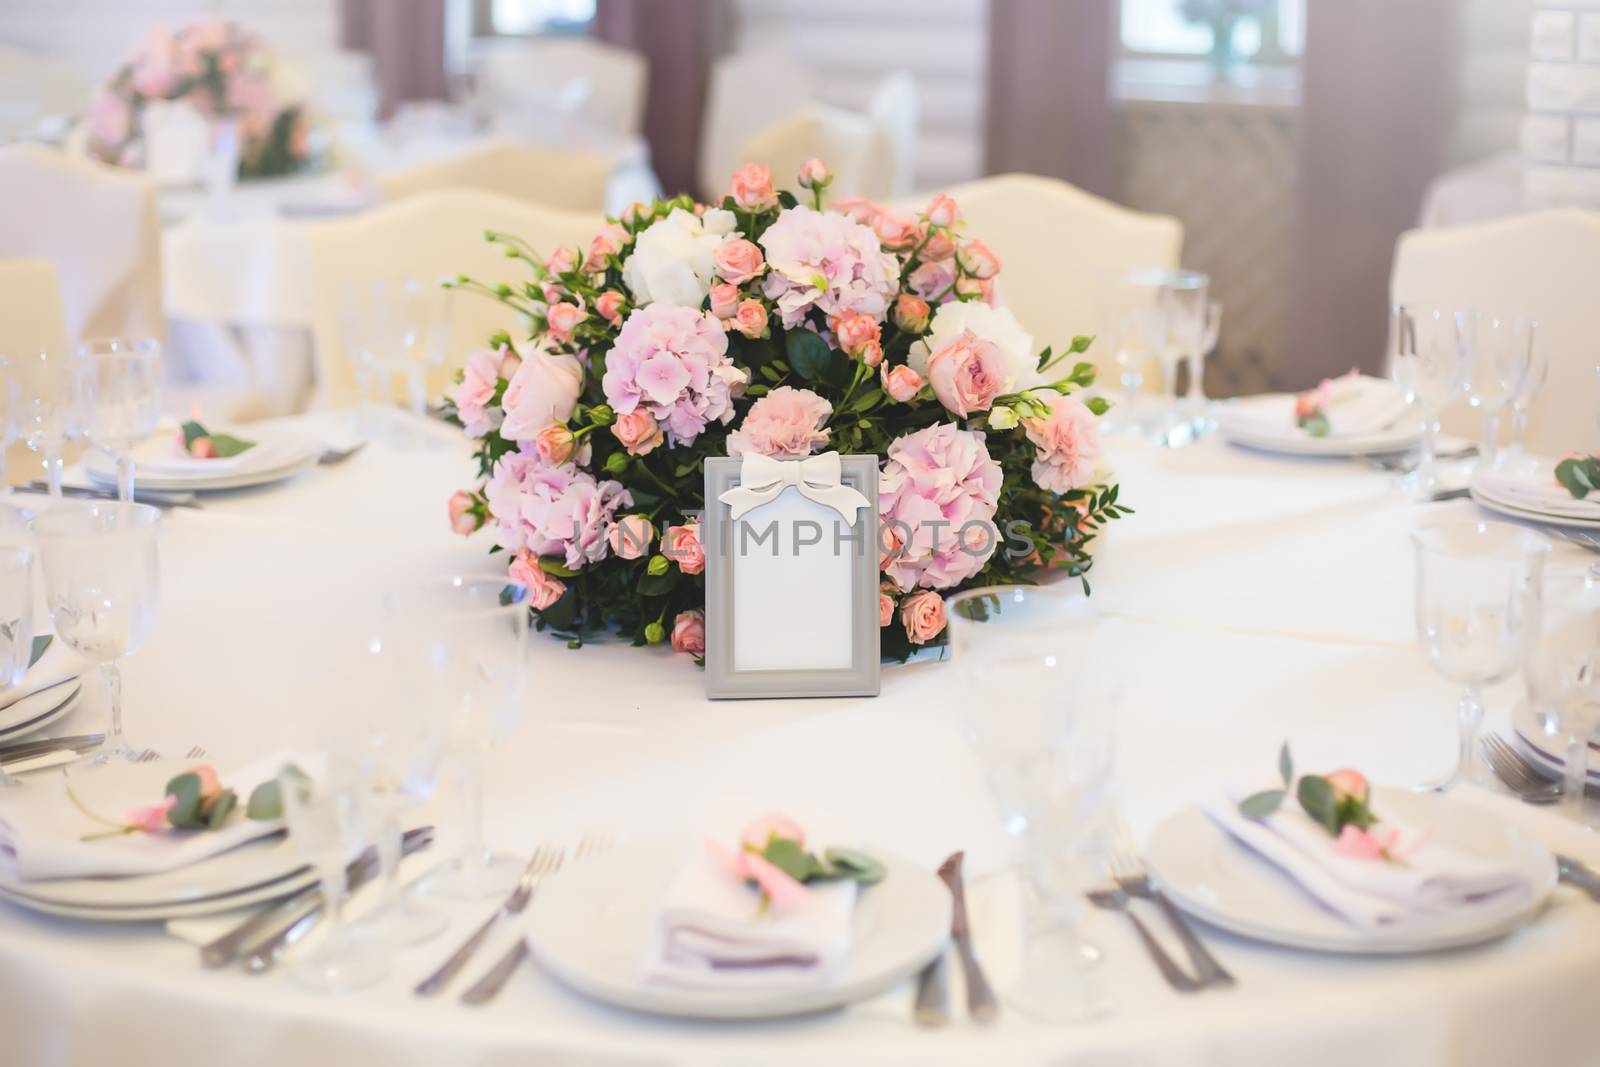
[703,455,880,699]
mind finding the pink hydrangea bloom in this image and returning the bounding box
[1022,392,1102,494]
[484,451,631,570]
[758,206,901,330]
[726,386,832,458]
[602,305,747,447]
[447,347,507,437]
[879,423,1002,591]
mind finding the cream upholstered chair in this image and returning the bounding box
[376,139,614,213]
[738,107,895,201]
[699,49,815,199]
[1392,209,1600,457]
[0,145,162,345]
[308,189,603,409]
[867,70,919,199]
[476,38,646,141]
[914,174,1183,369]
[0,259,72,485]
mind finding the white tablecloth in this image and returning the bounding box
[0,417,1597,1067]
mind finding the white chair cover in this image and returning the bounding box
[0,145,162,346]
[867,71,919,199]
[308,189,603,408]
[475,38,646,144]
[738,106,895,201]
[699,49,815,200]
[1392,209,1600,458]
[376,139,614,213]
[0,259,72,484]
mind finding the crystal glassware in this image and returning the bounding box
[0,546,35,789]
[1154,270,1210,446]
[10,347,86,497]
[1460,311,1535,472]
[1411,520,1549,791]
[946,585,1122,1024]
[30,502,161,765]
[79,338,162,502]
[1388,305,1468,500]
[1184,299,1222,437]
[337,279,386,421]
[380,277,452,420]
[1525,563,1600,829]
[383,574,527,899]
[1500,340,1551,475]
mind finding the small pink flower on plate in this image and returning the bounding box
[126,795,177,833]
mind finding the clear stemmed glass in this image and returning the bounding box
[380,278,452,420]
[946,586,1122,1024]
[1461,312,1535,472]
[1184,299,1222,437]
[384,574,528,900]
[1411,520,1549,792]
[337,279,386,427]
[1499,342,1551,475]
[30,502,161,765]
[1155,270,1210,445]
[1388,305,1468,500]
[79,338,162,501]
[0,355,19,485]
[1526,564,1600,829]
[10,347,86,496]
[0,547,36,789]
[280,755,389,993]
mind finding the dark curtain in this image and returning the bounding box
[1285,0,1461,387]
[985,0,1117,198]
[342,0,450,119]
[593,0,715,199]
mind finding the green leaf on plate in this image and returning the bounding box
[761,836,814,881]
[205,789,237,830]
[1279,742,1294,788]
[1297,774,1339,833]
[823,847,885,885]
[165,772,203,828]
[1237,789,1285,821]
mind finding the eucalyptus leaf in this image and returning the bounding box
[165,773,203,828]
[206,789,237,830]
[1279,742,1294,788]
[823,847,885,885]
[761,837,812,881]
[1237,789,1285,820]
[245,763,309,821]
[1297,774,1339,833]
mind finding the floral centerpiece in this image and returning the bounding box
[86,19,310,180]
[444,162,1129,661]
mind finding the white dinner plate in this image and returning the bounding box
[84,433,322,493]
[0,867,315,922]
[0,678,80,736]
[1145,789,1556,955]
[1218,397,1420,457]
[525,839,950,1020]
[1469,480,1600,531]
[1511,702,1600,784]
[0,683,80,743]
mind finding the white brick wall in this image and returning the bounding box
[1524,3,1600,204]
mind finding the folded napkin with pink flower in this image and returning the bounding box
[1473,459,1600,520]
[1226,372,1412,440]
[641,816,882,991]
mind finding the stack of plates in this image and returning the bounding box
[84,431,323,494]
[1217,395,1420,457]
[0,679,80,747]
[1471,467,1600,530]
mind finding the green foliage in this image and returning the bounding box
[1555,454,1599,499]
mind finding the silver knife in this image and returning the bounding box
[1557,854,1600,903]
[240,827,435,973]
[0,732,104,762]
[937,851,999,1023]
[911,951,948,1026]
[17,482,202,508]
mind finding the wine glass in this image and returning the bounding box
[1184,299,1222,437]
[1461,312,1534,472]
[10,347,86,497]
[279,755,389,993]
[337,279,386,424]
[1525,564,1600,829]
[0,547,35,789]
[1411,520,1549,791]
[378,277,452,420]
[79,338,162,501]
[384,574,528,899]
[1500,341,1551,475]
[946,585,1122,1024]
[1154,270,1209,445]
[30,502,161,765]
[1388,305,1468,500]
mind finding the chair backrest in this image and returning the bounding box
[866,70,919,199]
[699,49,815,200]
[0,259,72,485]
[1392,209,1600,457]
[376,139,614,213]
[308,188,603,409]
[738,106,895,201]
[475,38,646,142]
[0,145,162,346]
[915,174,1184,369]
[0,44,91,141]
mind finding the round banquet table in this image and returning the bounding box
[0,413,1597,1067]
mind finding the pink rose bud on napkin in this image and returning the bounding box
[732,299,769,339]
[728,163,778,210]
[797,158,832,189]
[126,795,177,834]
[545,302,586,344]
[956,239,1000,280]
[607,514,655,560]
[191,765,224,815]
[664,521,705,575]
[901,590,947,645]
[595,290,625,326]
[611,409,664,456]
[544,246,577,276]
[1324,768,1371,806]
[924,193,961,228]
[834,311,881,360]
[189,436,217,459]
[508,551,566,611]
[533,425,577,465]
[893,294,931,333]
[741,814,806,850]
[709,282,740,320]
[670,609,705,656]
[448,490,480,535]
[713,238,765,285]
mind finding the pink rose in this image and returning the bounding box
[859,340,883,367]
[533,425,576,464]
[901,590,947,644]
[921,230,956,262]
[190,765,224,814]
[727,386,832,458]
[87,91,132,151]
[706,839,809,912]
[131,28,179,97]
[670,609,705,656]
[448,489,480,535]
[446,347,505,438]
[1325,769,1371,806]
[498,347,523,377]
[924,194,961,228]
[126,795,178,833]
[607,514,655,560]
[508,551,567,610]
[741,813,805,850]
[541,282,563,305]
[584,223,629,273]
[908,258,957,302]
[893,294,931,333]
[709,282,740,320]
[1022,392,1102,494]
[879,587,894,627]
[546,302,586,344]
[879,524,904,570]
[955,275,997,304]
[881,363,924,403]
[732,299,769,339]
[834,312,881,361]
[544,246,578,276]
[872,211,923,252]
[1334,825,1424,863]
[713,238,765,285]
[797,158,832,189]
[728,163,778,210]
[956,240,1000,280]
[620,201,647,226]
[833,196,884,227]
[664,521,705,575]
[595,290,625,326]
[500,349,584,442]
[611,409,664,456]
[926,329,1009,417]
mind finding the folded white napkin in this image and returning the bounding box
[1203,795,1533,931]
[1224,376,1413,441]
[641,845,857,991]
[0,639,84,714]
[0,752,301,882]
[1475,469,1600,520]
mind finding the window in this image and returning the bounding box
[484,0,596,36]
[1120,0,1305,63]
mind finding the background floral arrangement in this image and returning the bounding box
[86,19,310,180]
[445,161,1129,661]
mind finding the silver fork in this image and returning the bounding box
[415,844,564,997]
[459,831,610,1005]
[318,442,368,466]
[1111,843,1235,989]
[1086,882,1200,992]
[1481,735,1563,804]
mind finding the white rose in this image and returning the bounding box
[908,301,1039,391]
[699,208,737,236]
[621,208,732,308]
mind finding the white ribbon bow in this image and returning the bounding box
[718,451,871,522]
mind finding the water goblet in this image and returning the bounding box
[1388,305,1468,500]
[1460,311,1534,471]
[10,347,87,497]
[79,338,162,501]
[0,547,35,789]
[1411,520,1549,791]
[30,502,161,765]
[1499,342,1551,475]
[337,279,386,427]
[378,277,452,420]
[384,574,528,900]
[1525,564,1600,829]
[1183,299,1222,437]
[946,585,1123,1024]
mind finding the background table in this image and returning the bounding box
[0,416,1596,1067]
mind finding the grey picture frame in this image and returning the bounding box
[703,456,881,700]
